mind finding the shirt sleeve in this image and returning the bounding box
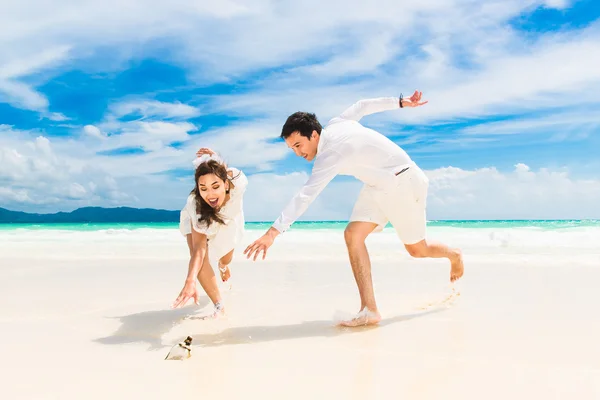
[229,168,248,194]
[222,168,248,215]
[272,149,342,233]
[336,97,400,122]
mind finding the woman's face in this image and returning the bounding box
[197,173,228,208]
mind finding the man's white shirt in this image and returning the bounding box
[272,97,415,233]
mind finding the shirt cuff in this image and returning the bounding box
[271,220,288,234]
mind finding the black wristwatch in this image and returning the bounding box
[399,93,403,108]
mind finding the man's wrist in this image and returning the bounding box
[266,226,281,239]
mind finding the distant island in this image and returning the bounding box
[0,207,180,223]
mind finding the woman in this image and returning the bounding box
[171,148,248,318]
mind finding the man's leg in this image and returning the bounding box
[404,240,464,282]
[388,167,464,282]
[343,221,380,314]
[338,185,389,327]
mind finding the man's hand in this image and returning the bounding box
[196,147,215,157]
[244,228,279,261]
[401,90,428,108]
[171,279,200,309]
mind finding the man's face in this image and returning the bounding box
[284,131,319,161]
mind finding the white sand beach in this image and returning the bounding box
[1,225,599,399]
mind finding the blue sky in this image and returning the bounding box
[1,0,599,220]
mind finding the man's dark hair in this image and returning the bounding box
[280,112,322,139]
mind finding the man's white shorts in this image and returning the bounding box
[350,165,429,244]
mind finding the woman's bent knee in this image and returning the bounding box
[219,250,234,265]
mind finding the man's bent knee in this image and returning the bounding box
[344,222,378,246]
[404,240,427,258]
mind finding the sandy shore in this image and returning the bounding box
[1,226,599,399]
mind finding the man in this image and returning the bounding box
[244,91,464,327]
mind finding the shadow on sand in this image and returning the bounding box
[186,306,450,348]
[94,301,451,351]
[93,298,211,350]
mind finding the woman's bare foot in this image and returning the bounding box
[219,262,231,282]
[450,249,464,282]
[338,307,382,327]
[185,309,225,320]
[193,301,225,320]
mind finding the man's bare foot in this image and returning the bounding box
[219,262,231,282]
[338,308,382,327]
[450,249,464,282]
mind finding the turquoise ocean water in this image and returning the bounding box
[0,220,598,231]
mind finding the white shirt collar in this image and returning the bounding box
[316,128,326,156]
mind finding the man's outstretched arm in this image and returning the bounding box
[337,90,428,122]
[244,149,342,260]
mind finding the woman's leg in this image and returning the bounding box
[186,230,223,311]
[218,249,234,282]
[195,246,222,308]
[185,234,193,256]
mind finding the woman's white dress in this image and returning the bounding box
[179,167,248,260]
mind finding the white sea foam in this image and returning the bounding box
[2,225,600,251]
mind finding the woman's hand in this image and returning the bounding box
[196,147,215,157]
[171,279,200,309]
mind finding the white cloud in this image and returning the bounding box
[2,119,598,220]
[70,99,203,155]
[1,0,581,115]
[0,187,32,204]
[1,115,294,213]
[0,45,71,114]
[0,0,595,147]
[413,34,600,122]
[288,30,399,78]
[73,117,292,180]
[183,121,291,170]
[0,46,71,80]
[0,129,134,211]
[542,0,571,10]
[83,125,105,139]
[0,80,49,111]
[238,162,600,222]
[425,163,600,219]
[109,100,200,120]
[105,121,198,152]
[202,24,600,129]
[48,113,70,122]
[462,110,600,136]
[453,109,600,145]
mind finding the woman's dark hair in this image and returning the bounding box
[190,159,230,228]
